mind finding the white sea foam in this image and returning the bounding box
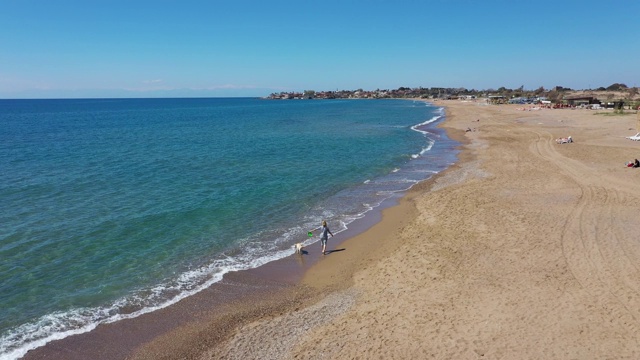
[0,102,455,360]
[0,262,231,360]
[409,111,441,159]
[410,110,443,136]
[411,138,436,159]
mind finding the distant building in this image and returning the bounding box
[508,97,527,104]
[488,95,507,104]
[563,96,600,106]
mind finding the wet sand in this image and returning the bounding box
[21,165,414,360]
[24,101,640,359]
[201,101,640,359]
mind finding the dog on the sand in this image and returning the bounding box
[294,243,304,254]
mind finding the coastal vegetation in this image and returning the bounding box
[267,83,640,109]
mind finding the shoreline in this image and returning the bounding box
[19,101,456,360]
[193,100,474,360]
[21,194,412,360]
[188,101,640,359]
[248,101,640,359]
[23,101,640,359]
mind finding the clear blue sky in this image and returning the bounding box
[1,0,638,98]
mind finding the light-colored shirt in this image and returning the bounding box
[320,225,330,239]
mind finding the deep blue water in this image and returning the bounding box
[0,97,457,359]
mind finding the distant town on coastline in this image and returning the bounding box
[266,83,640,109]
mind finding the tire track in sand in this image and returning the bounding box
[528,130,640,336]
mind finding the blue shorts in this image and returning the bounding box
[321,237,328,246]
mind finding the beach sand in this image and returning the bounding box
[198,101,640,359]
[24,101,640,359]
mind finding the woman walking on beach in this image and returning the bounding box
[313,220,333,255]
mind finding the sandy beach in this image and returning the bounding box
[199,101,640,359]
[24,100,640,360]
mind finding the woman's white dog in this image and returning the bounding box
[294,243,304,254]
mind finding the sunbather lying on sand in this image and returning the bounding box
[556,136,572,144]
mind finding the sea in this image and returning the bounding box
[0,97,458,359]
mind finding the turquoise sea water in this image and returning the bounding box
[0,98,457,359]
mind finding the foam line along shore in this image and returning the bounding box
[1,98,458,359]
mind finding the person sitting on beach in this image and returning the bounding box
[634,159,640,168]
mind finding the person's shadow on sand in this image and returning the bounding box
[324,248,345,255]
